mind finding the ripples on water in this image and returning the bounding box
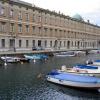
[0,54,100,100]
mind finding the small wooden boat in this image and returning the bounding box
[46,70,100,91]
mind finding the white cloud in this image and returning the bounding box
[22,0,100,25]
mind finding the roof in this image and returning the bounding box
[72,14,84,21]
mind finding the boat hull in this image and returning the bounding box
[24,54,48,60]
[1,56,20,63]
[56,55,75,57]
[93,62,100,66]
[46,71,100,91]
[19,58,30,63]
[55,52,75,57]
[66,64,100,77]
[86,59,100,66]
[47,76,100,90]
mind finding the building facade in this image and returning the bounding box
[0,0,100,52]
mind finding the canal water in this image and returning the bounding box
[0,54,100,100]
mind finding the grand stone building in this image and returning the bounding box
[0,0,100,52]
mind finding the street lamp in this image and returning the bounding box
[12,35,16,52]
[82,39,84,49]
[58,39,61,50]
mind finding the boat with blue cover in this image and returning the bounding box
[24,54,48,60]
[58,64,100,77]
[46,70,100,91]
[74,64,98,69]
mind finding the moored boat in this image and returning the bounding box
[46,70,100,91]
[24,54,48,60]
[92,60,100,66]
[1,56,20,63]
[19,57,30,63]
[55,51,75,57]
[58,64,100,77]
[86,59,100,66]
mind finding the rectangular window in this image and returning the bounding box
[32,40,35,47]
[44,28,47,33]
[60,41,62,47]
[26,40,29,47]
[55,16,57,25]
[50,41,52,47]
[18,11,22,20]
[38,15,41,23]
[39,27,41,34]
[26,25,29,33]
[59,30,62,37]
[19,40,22,47]
[32,26,35,34]
[10,23,14,32]
[26,13,29,21]
[44,40,47,47]
[32,14,35,22]
[50,28,53,36]
[18,24,22,33]
[64,41,66,47]
[55,29,57,34]
[1,39,5,48]
[45,16,47,24]
[64,30,66,37]
[50,17,52,25]
[10,9,13,17]
[1,22,6,32]
[9,39,15,48]
[0,7,4,15]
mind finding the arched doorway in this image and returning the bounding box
[9,39,15,51]
[77,41,80,49]
[54,40,58,49]
[38,40,41,47]
[97,41,100,48]
[67,41,70,49]
[32,40,35,47]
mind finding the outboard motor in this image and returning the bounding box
[61,65,67,71]
[86,59,93,65]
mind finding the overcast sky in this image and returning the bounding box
[22,0,100,25]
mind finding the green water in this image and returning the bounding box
[0,54,100,100]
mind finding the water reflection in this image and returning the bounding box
[31,81,100,100]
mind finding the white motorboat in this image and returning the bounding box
[86,59,100,66]
[55,51,75,57]
[46,70,100,91]
[58,64,100,77]
[1,56,20,63]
